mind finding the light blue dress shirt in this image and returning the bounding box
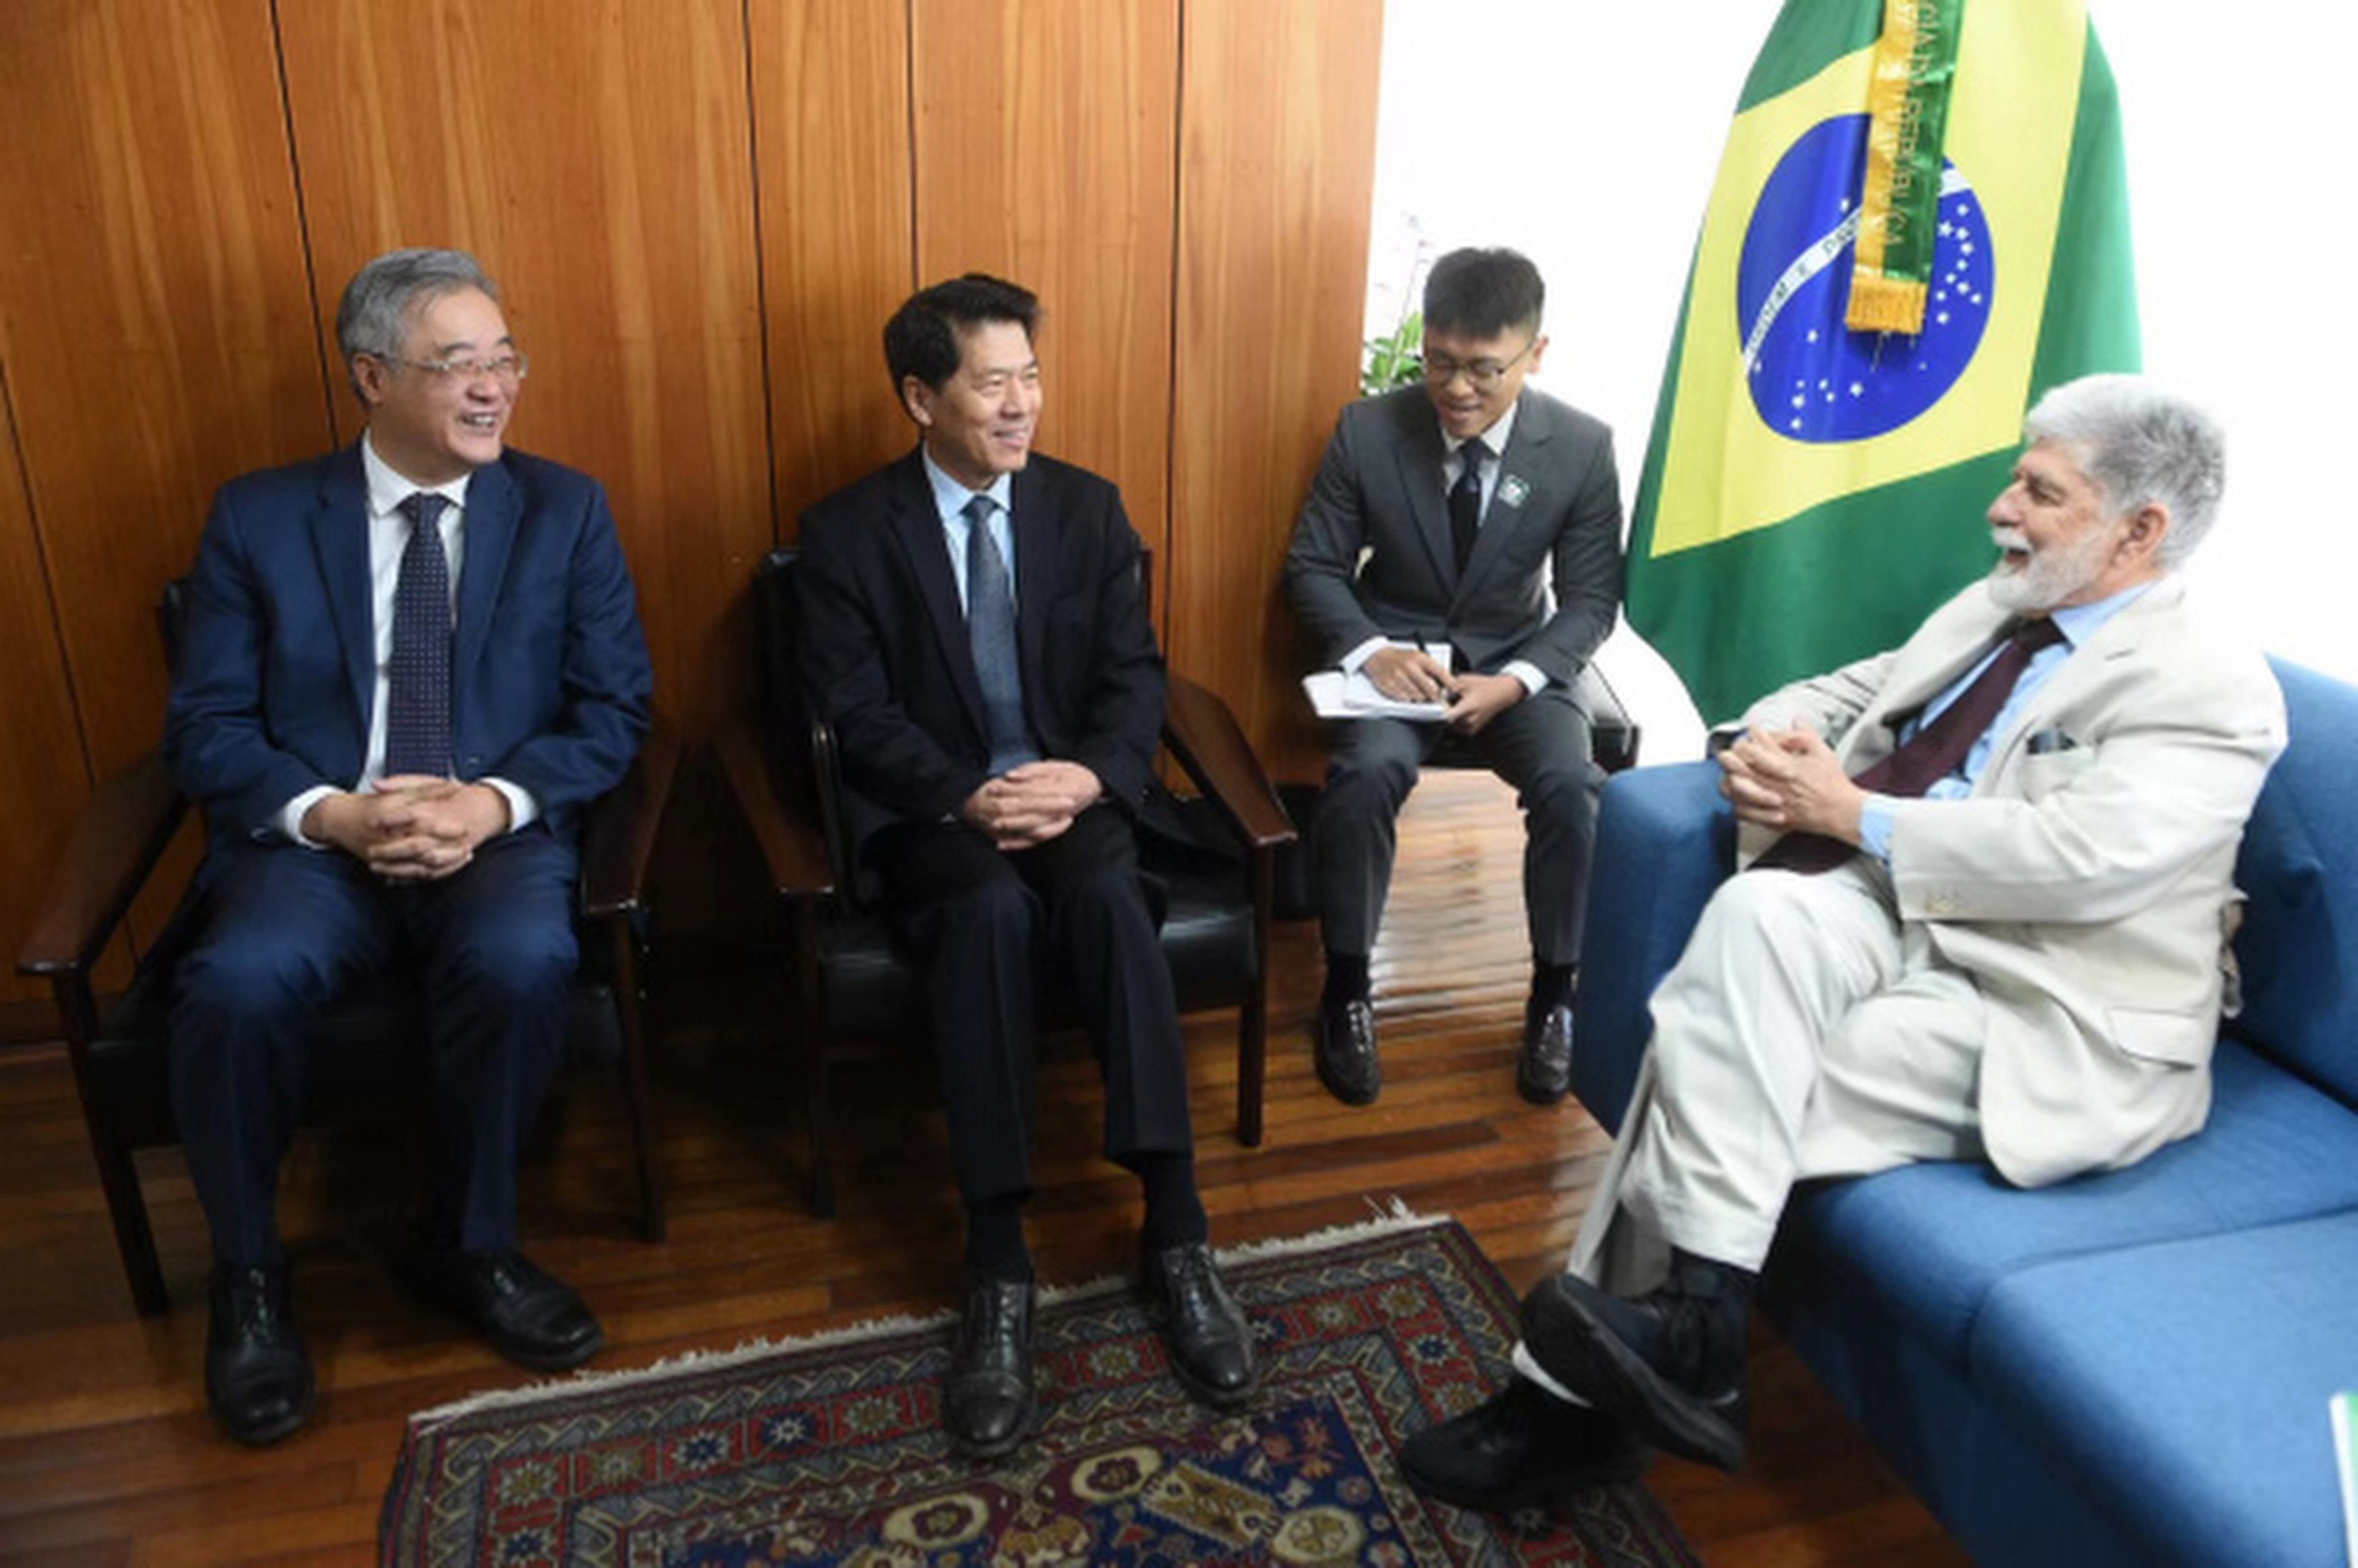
[923,449,1017,613]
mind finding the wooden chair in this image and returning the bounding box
[15,581,679,1316]
[716,547,1296,1216]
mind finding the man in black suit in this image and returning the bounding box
[164,248,651,1445]
[1286,247,1623,1108]
[795,274,1256,1459]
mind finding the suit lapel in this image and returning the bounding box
[309,444,376,743]
[1010,461,1055,705]
[1388,405,1457,590]
[455,457,519,691]
[1456,393,1550,602]
[1991,577,2178,764]
[883,450,993,741]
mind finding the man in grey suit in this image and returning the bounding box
[1398,375,2286,1508]
[1285,247,1623,1108]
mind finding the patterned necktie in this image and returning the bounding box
[963,495,1036,775]
[1449,441,1487,576]
[1754,616,2068,874]
[385,491,455,778]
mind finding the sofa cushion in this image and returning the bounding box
[1969,1210,2358,1568]
[1777,1040,2358,1362]
[2230,658,2358,1108]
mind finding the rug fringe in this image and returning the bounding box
[405,1307,958,1431]
[404,1198,1445,1433]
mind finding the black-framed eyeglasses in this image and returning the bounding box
[376,350,529,385]
[1422,341,1532,392]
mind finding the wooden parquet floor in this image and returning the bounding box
[0,772,1969,1567]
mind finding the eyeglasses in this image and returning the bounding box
[1422,341,1532,392]
[377,350,529,385]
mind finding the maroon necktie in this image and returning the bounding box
[1753,616,2066,874]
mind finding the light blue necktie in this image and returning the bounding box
[963,495,1036,774]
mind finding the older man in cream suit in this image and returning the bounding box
[1397,375,2288,1508]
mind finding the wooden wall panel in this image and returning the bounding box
[750,0,918,531]
[0,385,103,1007]
[909,0,1180,560]
[1169,0,1384,782]
[275,0,772,739]
[0,0,331,784]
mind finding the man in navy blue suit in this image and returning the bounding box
[163,248,651,1445]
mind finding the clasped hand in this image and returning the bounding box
[962,760,1104,851]
[1718,726,1865,844]
[1360,646,1524,736]
[302,776,511,881]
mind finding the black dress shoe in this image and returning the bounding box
[1517,999,1575,1105]
[1519,1255,1753,1471]
[205,1263,314,1446]
[1316,995,1380,1106]
[1398,1377,1650,1509]
[945,1277,1036,1460]
[400,1242,603,1372]
[1139,1240,1258,1408]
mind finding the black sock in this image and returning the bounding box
[1530,961,1578,1011]
[1323,951,1371,1006]
[965,1197,1033,1284]
[1127,1152,1209,1251]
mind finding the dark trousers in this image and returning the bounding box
[871,803,1193,1207]
[1316,682,1603,967]
[167,829,578,1266]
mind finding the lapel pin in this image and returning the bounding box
[1498,475,1529,508]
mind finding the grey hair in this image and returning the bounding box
[2022,374,2224,568]
[334,248,498,399]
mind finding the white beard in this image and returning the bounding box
[1985,522,2116,613]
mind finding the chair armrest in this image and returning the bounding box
[17,749,188,981]
[1570,761,1736,1134]
[579,709,683,922]
[1160,674,1297,852]
[714,713,835,900]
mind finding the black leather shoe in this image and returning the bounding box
[205,1263,314,1446]
[1399,1377,1650,1509]
[1139,1241,1258,1408]
[1316,995,1380,1106]
[400,1242,603,1372]
[1517,999,1575,1105]
[1519,1256,1753,1471]
[945,1277,1036,1460]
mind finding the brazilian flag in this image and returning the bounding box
[1626,0,2137,724]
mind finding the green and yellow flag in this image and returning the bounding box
[1626,0,2137,724]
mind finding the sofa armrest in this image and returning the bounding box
[1571,760,1736,1134]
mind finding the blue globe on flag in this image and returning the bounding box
[1737,113,1991,444]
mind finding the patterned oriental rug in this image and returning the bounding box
[379,1211,1701,1567]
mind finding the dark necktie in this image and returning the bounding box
[1754,616,2067,873]
[1450,441,1487,576]
[385,492,454,778]
[963,495,1036,775]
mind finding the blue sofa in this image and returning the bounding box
[1569,657,2358,1568]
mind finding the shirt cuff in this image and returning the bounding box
[1856,793,1896,861]
[280,785,337,848]
[483,777,538,834]
[1503,659,1548,697]
[1338,635,1390,675]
